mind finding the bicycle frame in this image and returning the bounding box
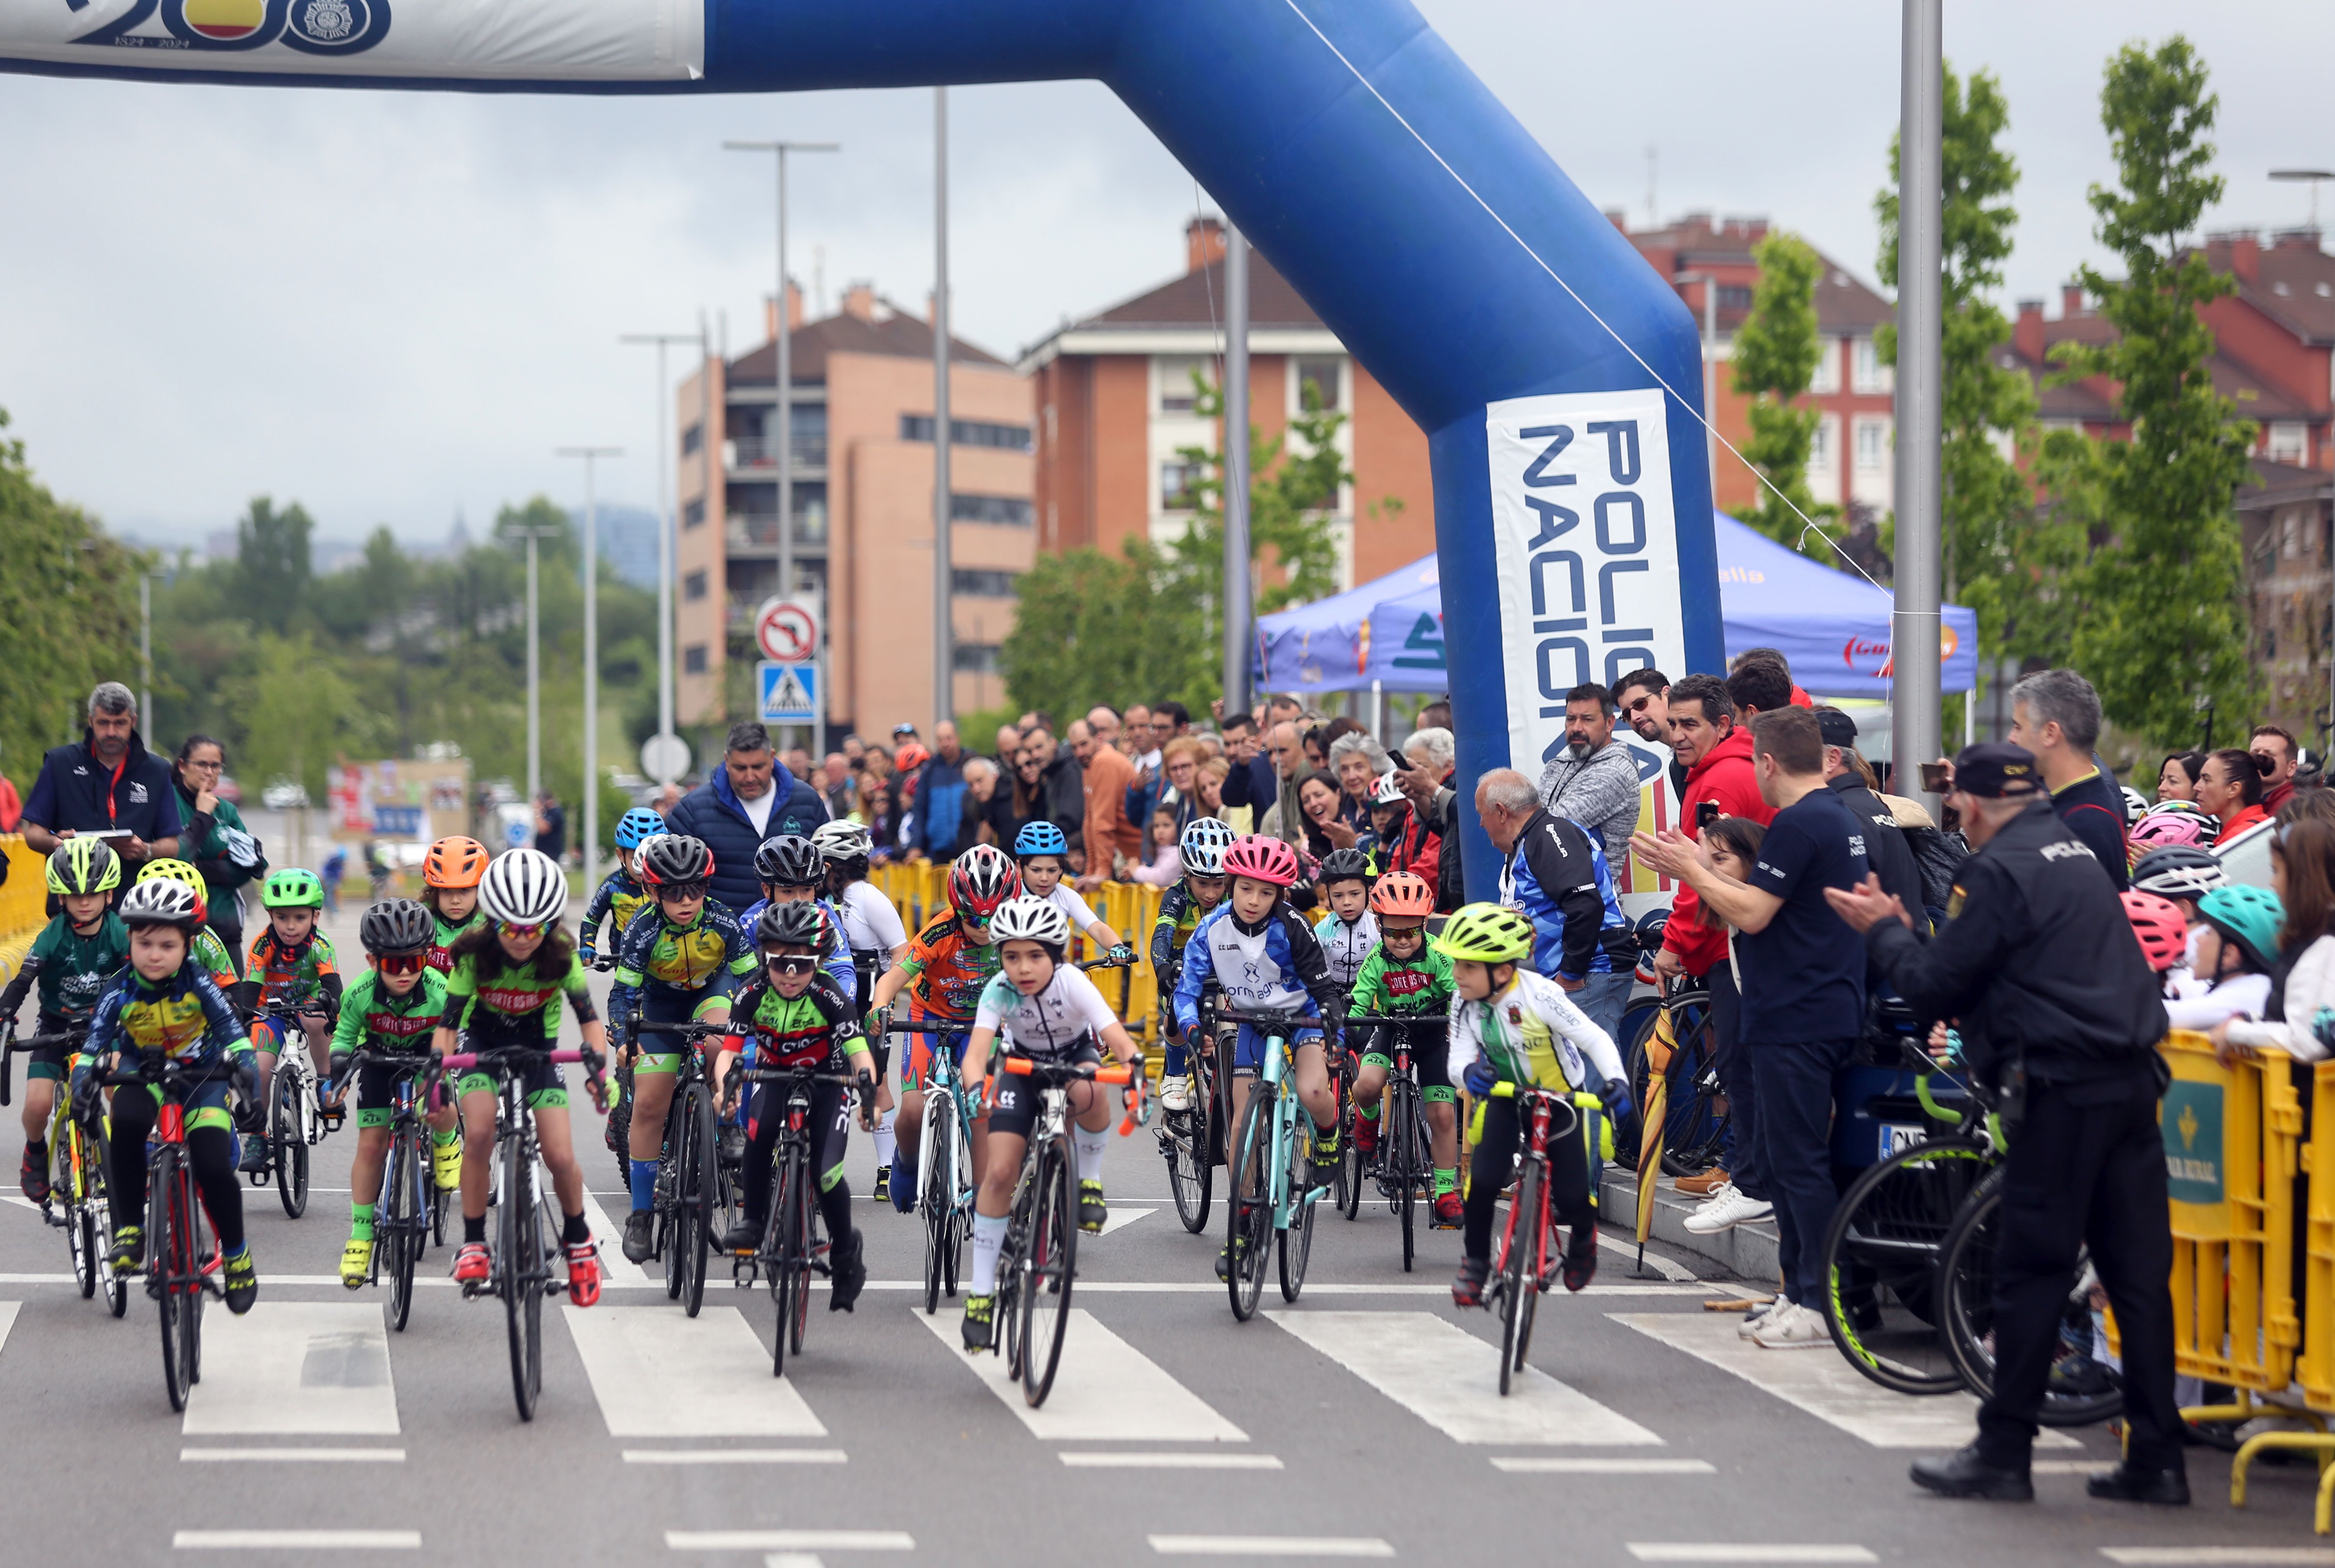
[1226,1012,1329,1233]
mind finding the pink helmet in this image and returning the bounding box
[1223,834,1301,889]
[2121,890,2188,974]
[2130,807,2217,853]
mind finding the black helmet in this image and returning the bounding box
[360,898,435,955]
[753,834,824,889]
[756,900,828,951]
[640,834,716,889]
[1318,848,1375,887]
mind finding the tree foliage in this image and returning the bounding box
[1730,232,1837,553]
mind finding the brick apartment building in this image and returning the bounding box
[675,286,1035,738]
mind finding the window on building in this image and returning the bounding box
[683,644,708,675]
[950,493,1033,526]
[952,644,1002,673]
[1851,337,1893,394]
[1853,416,1891,471]
[952,568,1020,598]
[1807,415,1838,476]
[2267,421,2309,465]
[1161,459,1201,510]
[683,498,706,529]
[1808,342,1842,396]
[899,415,1033,451]
[1717,284,1754,313]
[683,569,708,601]
[1158,356,1208,414]
[1293,356,1342,412]
[681,423,703,456]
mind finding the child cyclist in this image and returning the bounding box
[580,807,665,969]
[607,833,755,1264]
[1346,871,1463,1227]
[813,819,911,1197]
[1169,834,1344,1282]
[328,899,460,1289]
[135,861,238,988]
[0,840,129,1202]
[1150,817,1238,1114]
[1013,821,1131,958]
[958,895,1145,1352]
[1436,902,1628,1306]
[740,836,859,996]
[717,901,878,1312]
[234,867,343,1173]
[1312,847,1380,989]
[868,843,1021,1211]
[435,849,611,1305]
[76,877,263,1313]
[419,836,491,973]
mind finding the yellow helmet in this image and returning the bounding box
[1431,902,1535,965]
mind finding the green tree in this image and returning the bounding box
[1167,374,1354,617]
[998,541,1213,721]
[2048,37,2257,748]
[235,495,315,611]
[1730,233,1837,553]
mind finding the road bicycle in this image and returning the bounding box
[618,1013,734,1320]
[1341,1013,1440,1272]
[1221,1008,1333,1322]
[987,1052,1135,1408]
[243,998,335,1219]
[1157,984,1235,1236]
[1481,1080,1606,1396]
[99,1055,236,1413]
[894,1015,978,1315]
[3,1024,124,1314]
[342,1047,445,1333]
[728,1060,869,1378]
[439,1043,605,1422]
[1619,979,1727,1177]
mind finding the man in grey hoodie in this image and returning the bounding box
[1535,682,1642,874]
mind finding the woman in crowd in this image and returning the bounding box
[2157,751,2207,805]
[2212,817,2335,1065]
[2196,748,2271,846]
[172,734,268,969]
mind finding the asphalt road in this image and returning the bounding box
[0,901,2321,1567]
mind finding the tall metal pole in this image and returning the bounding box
[559,445,621,891]
[499,516,563,844]
[140,574,153,737]
[932,85,953,734]
[621,332,700,751]
[1893,0,1944,803]
[1221,224,1253,720]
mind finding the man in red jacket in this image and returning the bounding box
[1648,674,1777,1230]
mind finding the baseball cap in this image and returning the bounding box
[1952,742,2042,799]
[891,723,919,738]
[1815,708,1861,751]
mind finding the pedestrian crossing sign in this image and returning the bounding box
[758,660,817,724]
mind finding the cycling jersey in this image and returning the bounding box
[190,925,237,992]
[608,901,756,1025]
[737,896,857,998]
[330,967,449,1055]
[1043,882,1101,936]
[425,908,486,975]
[1447,968,1623,1095]
[1170,901,1338,1036]
[974,965,1119,1058]
[0,910,129,1026]
[899,912,1002,1022]
[723,972,868,1071]
[578,868,654,960]
[445,948,596,1037]
[832,881,908,959]
[84,963,250,1067]
[1312,910,1380,990]
[1148,881,1218,989]
[1352,942,1455,1017]
[241,928,341,1013]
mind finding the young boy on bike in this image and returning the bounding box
[607,833,755,1264]
[78,877,262,1314]
[435,848,610,1306]
[1013,821,1128,957]
[1150,817,1237,1115]
[718,901,876,1313]
[1169,834,1344,1282]
[136,860,238,990]
[958,895,1144,1352]
[329,898,459,1289]
[0,840,129,1202]
[419,836,490,973]
[814,819,910,1193]
[580,808,665,969]
[739,836,859,998]
[233,867,343,1173]
[1311,847,1380,990]
[1436,902,1627,1306]
[1345,871,1463,1226]
[868,843,1020,1212]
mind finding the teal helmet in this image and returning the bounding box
[2198,885,2282,975]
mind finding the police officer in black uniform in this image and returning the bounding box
[1825,742,2183,1506]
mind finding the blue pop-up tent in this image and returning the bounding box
[1256,514,1979,697]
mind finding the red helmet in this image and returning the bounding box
[948,843,1022,920]
[1223,834,1300,889]
[2121,890,2188,974]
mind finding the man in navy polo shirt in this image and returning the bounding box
[22,682,181,869]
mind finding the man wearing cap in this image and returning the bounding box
[1825,742,2181,1508]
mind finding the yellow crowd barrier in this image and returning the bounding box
[0,836,47,988]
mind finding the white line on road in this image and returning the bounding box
[0,1301,18,1354]
[0,1195,40,1212]
[915,1306,1247,1442]
[2030,1460,2111,1474]
[578,1189,651,1287]
[1060,1451,1284,1469]
[181,1448,406,1463]
[1594,1229,1695,1282]
[666,1531,914,1552]
[174,1531,421,1550]
[1627,1548,1877,1565]
[1267,1310,1660,1446]
[1149,1537,1394,1558]
[185,1302,399,1436]
[1099,1206,1155,1235]
[1492,1457,1714,1473]
[2101,1553,2335,1565]
[622,1448,846,1464]
[565,1306,826,1437]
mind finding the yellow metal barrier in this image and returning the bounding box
[0,836,47,988]
[2229,1055,2335,1528]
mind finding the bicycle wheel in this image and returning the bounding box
[1226,1088,1273,1322]
[386,1127,419,1332]
[1020,1134,1077,1408]
[1498,1158,1543,1397]
[683,1081,717,1319]
[1938,1166,2124,1428]
[272,1064,309,1219]
[1656,1000,1730,1178]
[151,1147,191,1412]
[1820,1136,1991,1395]
[1390,1086,1418,1273]
[501,1136,543,1421]
[771,1148,807,1378]
[787,1154,814,1359]
[1165,1069,1212,1234]
[180,1160,207,1392]
[88,1121,124,1318]
[606,1067,634,1194]
[1278,1108,1315,1303]
[921,1090,955,1314]
[1337,1068,1363,1223]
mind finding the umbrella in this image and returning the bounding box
[1634,1003,1678,1273]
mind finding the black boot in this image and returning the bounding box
[621,1209,655,1264]
[1909,1444,2033,1502]
[829,1229,867,1312]
[2085,1461,2189,1506]
[720,1216,763,1254]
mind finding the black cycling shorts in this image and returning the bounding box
[987,1043,1102,1143]
[1361,1018,1453,1102]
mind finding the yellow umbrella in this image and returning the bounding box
[1634,1004,1678,1271]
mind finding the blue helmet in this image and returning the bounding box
[1014,820,1070,859]
[1179,817,1239,876]
[614,807,667,851]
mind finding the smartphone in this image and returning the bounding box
[1695,800,1720,831]
[1919,761,1952,794]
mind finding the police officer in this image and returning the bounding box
[1825,742,2182,1506]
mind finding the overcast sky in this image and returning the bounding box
[0,0,2327,547]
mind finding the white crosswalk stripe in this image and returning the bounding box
[1267,1309,1660,1445]
[0,1300,18,1354]
[564,1305,827,1437]
[915,1306,1247,1442]
[184,1302,398,1435]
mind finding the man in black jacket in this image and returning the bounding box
[1815,708,1925,935]
[1827,743,2181,1508]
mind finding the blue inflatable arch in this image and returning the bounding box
[2,0,1721,893]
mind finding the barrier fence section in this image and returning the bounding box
[0,837,46,987]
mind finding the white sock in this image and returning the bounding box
[872,1108,896,1171]
[970,1212,1007,1296]
[1074,1125,1109,1184]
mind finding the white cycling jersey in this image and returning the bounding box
[974,964,1119,1057]
[1045,882,1102,936]
[834,880,907,957]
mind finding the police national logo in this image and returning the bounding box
[58,0,388,54]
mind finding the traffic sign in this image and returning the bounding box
[754,597,820,664]
[640,732,692,784]
[758,660,818,725]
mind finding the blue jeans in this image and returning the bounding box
[1751,1036,1856,1305]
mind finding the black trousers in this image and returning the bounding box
[1707,964,1766,1201]
[1977,1070,2181,1472]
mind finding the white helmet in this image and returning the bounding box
[2120,785,2149,827]
[988,894,1071,951]
[479,848,567,926]
[813,819,874,862]
[119,877,203,930]
[1178,817,1238,876]
[1369,771,1408,807]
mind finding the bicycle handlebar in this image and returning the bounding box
[1216,1008,1318,1031]
[1338,1013,1440,1029]
[1000,1057,1132,1085]
[436,1047,592,1071]
[100,1057,235,1089]
[2,1027,86,1107]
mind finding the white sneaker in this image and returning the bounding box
[1696,1180,1737,1205]
[1158,1075,1192,1113]
[1752,1301,1830,1349]
[1683,1186,1773,1235]
[1738,1292,1789,1339]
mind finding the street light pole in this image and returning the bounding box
[1221,222,1252,721]
[932,86,953,735]
[498,515,565,843]
[559,446,621,892]
[1674,271,1721,488]
[1892,0,1944,806]
[621,332,702,759]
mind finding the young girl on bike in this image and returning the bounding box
[814,819,910,1194]
[607,833,755,1263]
[718,901,876,1313]
[79,877,262,1314]
[957,895,1144,1352]
[1012,821,1128,958]
[420,836,491,973]
[1437,902,1626,1307]
[1346,871,1462,1226]
[329,899,458,1289]
[580,808,665,969]
[233,867,342,1173]
[0,839,128,1202]
[436,849,610,1306]
[1150,817,1236,1114]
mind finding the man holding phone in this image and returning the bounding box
[21,682,182,869]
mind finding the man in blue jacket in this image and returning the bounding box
[905,722,971,862]
[664,722,828,914]
[1475,768,1634,1050]
[23,681,183,870]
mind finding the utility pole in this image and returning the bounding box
[620,332,701,766]
[1892,0,1943,805]
[1674,271,1721,503]
[1222,222,1253,721]
[932,86,952,734]
[558,446,621,891]
[497,513,565,841]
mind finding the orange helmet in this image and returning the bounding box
[1369,870,1436,919]
[423,836,490,889]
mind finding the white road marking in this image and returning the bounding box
[1099,1205,1155,1235]
[2029,1460,2111,1474]
[666,1532,914,1551]
[181,1448,404,1462]
[577,1189,651,1287]
[622,1448,846,1464]
[1060,1451,1283,1469]
[0,1195,40,1212]
[174,1531,420,1550]
[1609,1313,2080,1449]
[1493,1456,1714,1473]
[915,1307,1246,1442]
[564,1306,826,1437]
[1267,1310,1660,1446]
[0,1301,18,1353]
[765,1557,823,1568]
[184,1302,398,1436]
[2102,1553,2335,1565]
[1594,1229,1695,1281]
[1149,1538,1394,1558]
[1627,1548,1877,1565]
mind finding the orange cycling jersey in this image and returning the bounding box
[899,912,1001,1021]
[244,929,339,1012]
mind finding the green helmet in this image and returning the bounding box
[262,866,326,910]
[1431,902,1536,965]
[2198,884,2282,975]
[46,837,122,898]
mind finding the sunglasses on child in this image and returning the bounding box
[497,921,546,940]
[376,952,428,975]
[764,954,819,976]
